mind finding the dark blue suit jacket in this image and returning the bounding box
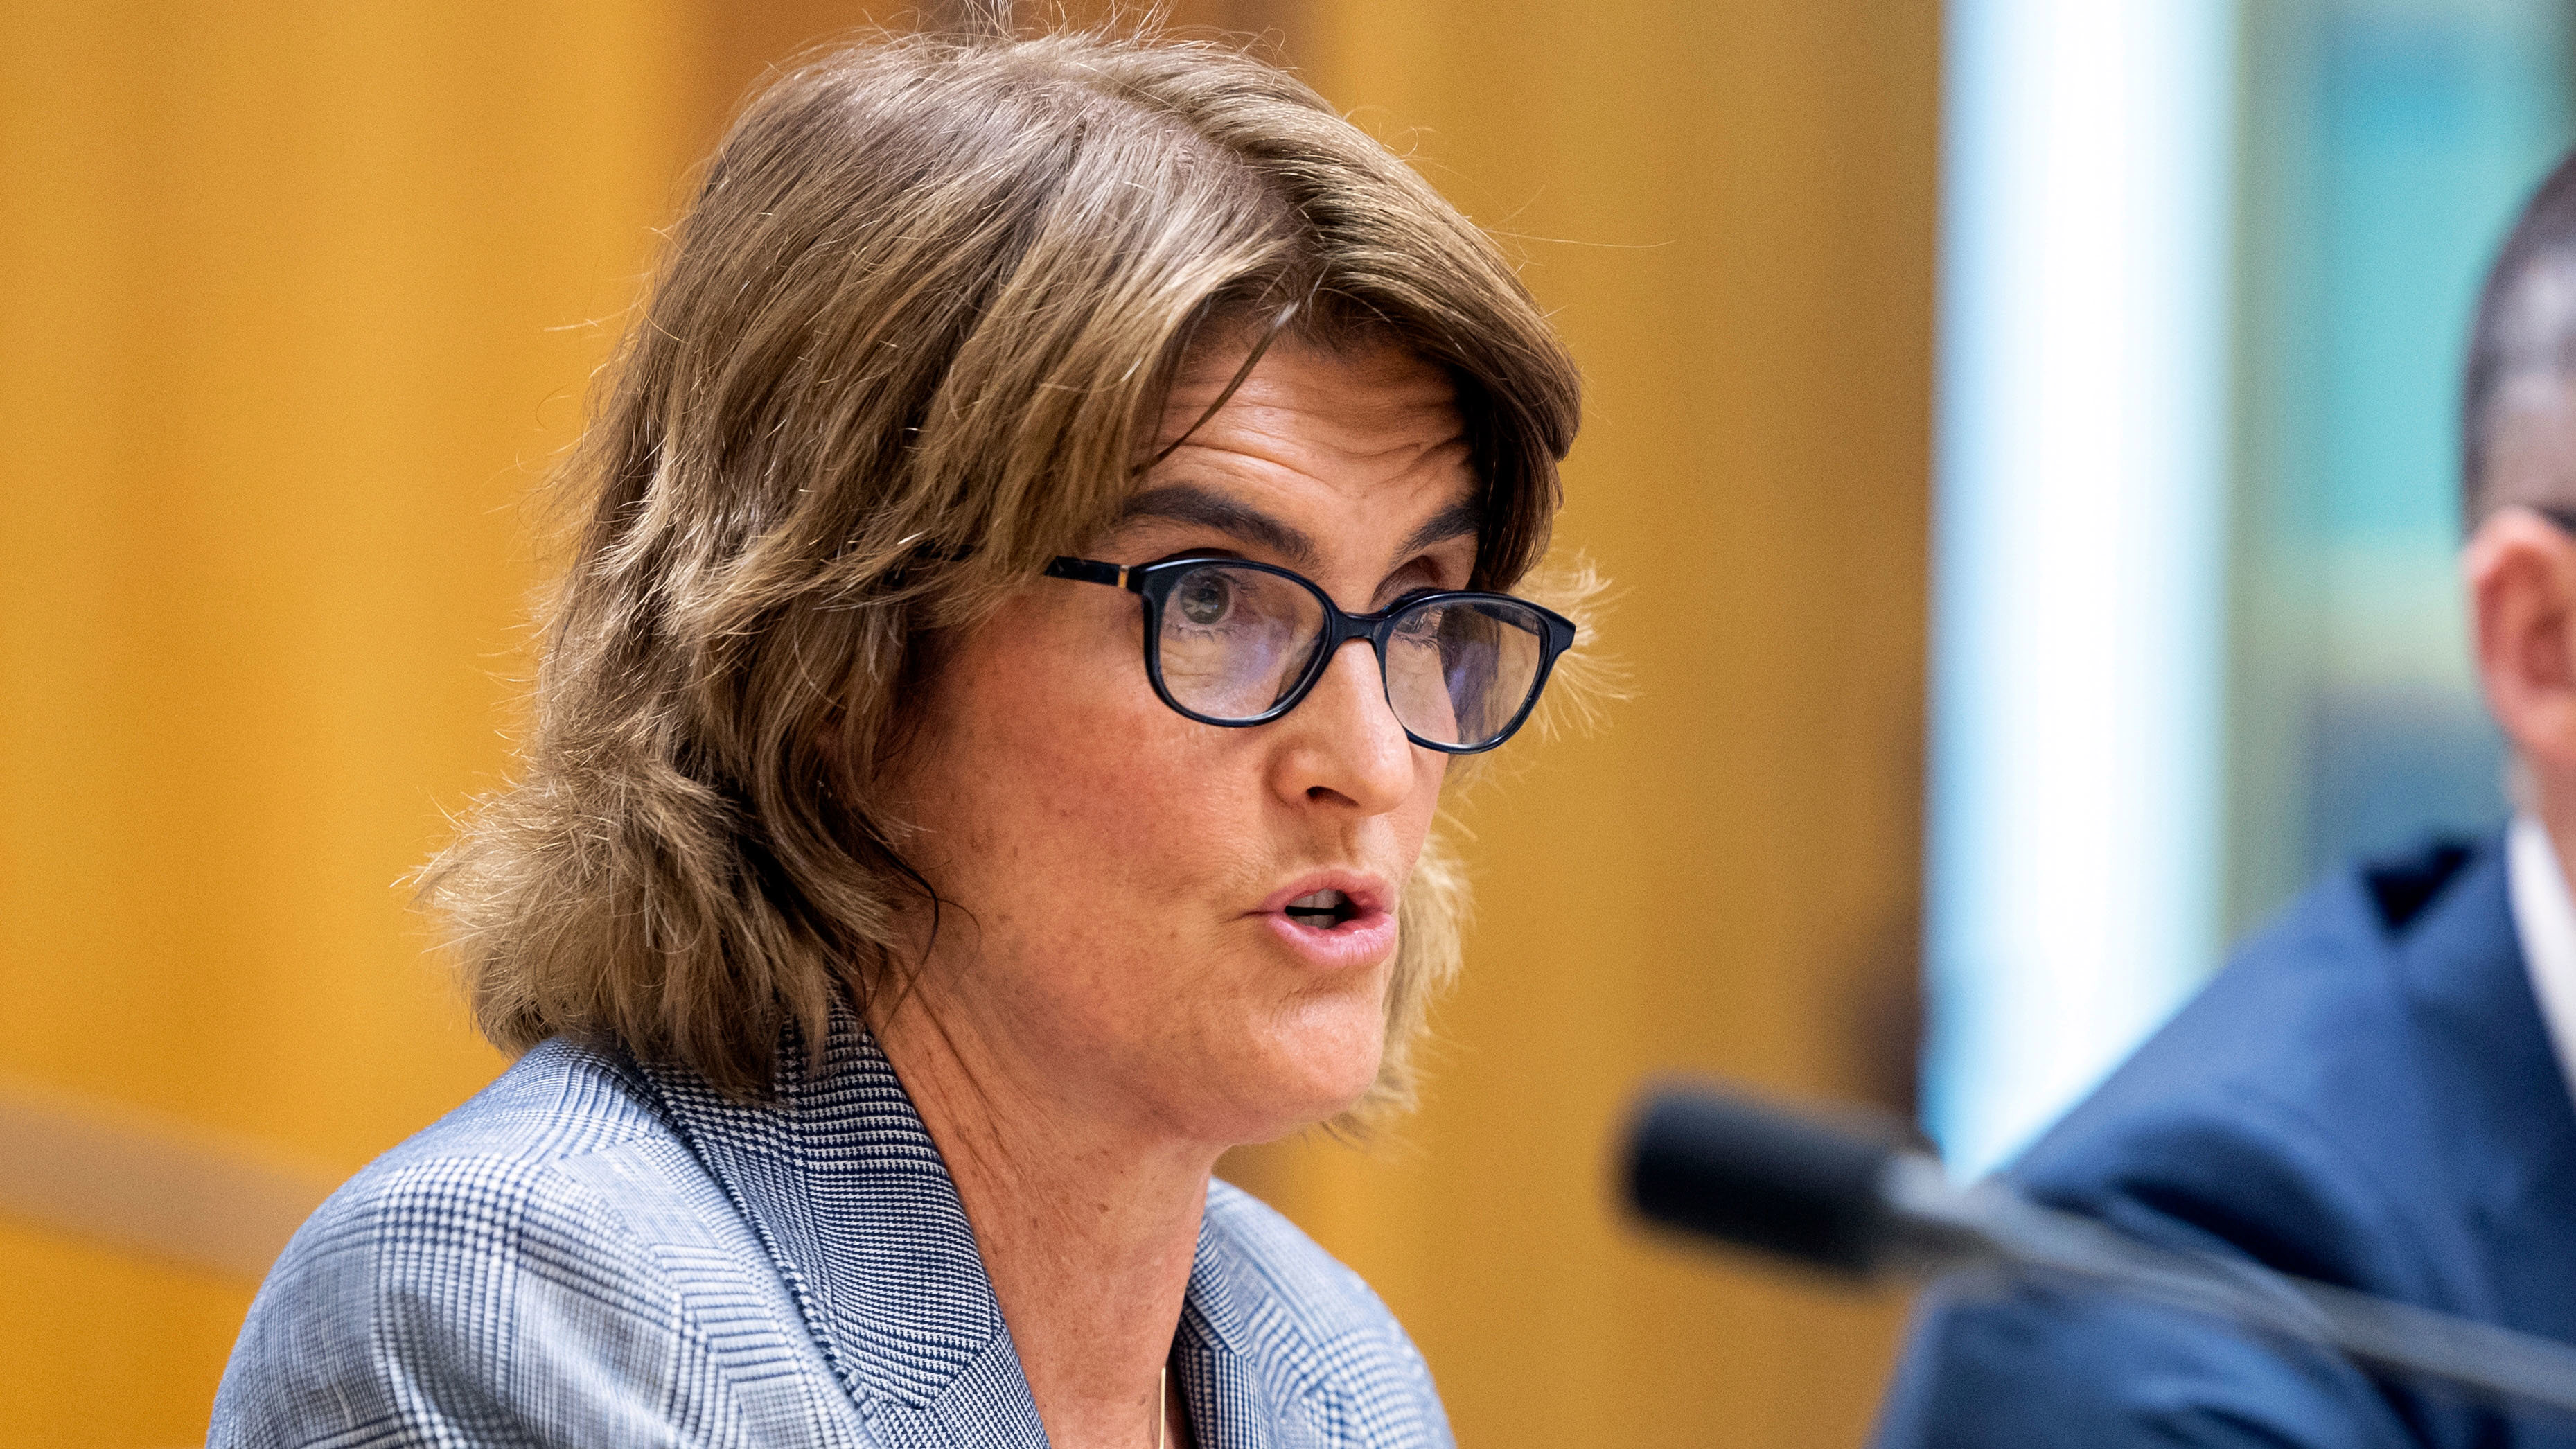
[1874,837,2576,1448]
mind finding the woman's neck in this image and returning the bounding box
[870,988,1213,1449]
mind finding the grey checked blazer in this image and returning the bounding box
[209,1008,1454,1448]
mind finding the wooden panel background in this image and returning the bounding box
[0,4,1934,1444]
[0,6,691,1442]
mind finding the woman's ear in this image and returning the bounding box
[2468,506,2576,771]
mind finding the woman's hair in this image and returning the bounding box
[421,26,1584,1116]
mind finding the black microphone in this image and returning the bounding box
[1623,1085,2576,1417]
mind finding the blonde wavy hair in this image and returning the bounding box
[421,26,1585,1115]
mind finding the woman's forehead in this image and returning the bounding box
[1155,341,1467,502]
[1158,335,1465,457]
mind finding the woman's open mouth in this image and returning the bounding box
[1257,874,1396,969]
[1284,888,1361,929]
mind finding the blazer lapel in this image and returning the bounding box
[1172,1208,1336,1449]
[639,1006,1049,1448]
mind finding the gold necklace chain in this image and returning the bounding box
[1157,1364,1169,1449]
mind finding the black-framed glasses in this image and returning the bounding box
[1044,554,1577,754]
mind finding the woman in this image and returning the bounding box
[213,26,1585,1449]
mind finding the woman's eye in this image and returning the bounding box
[1176,573,1233,626]
[1388,589,1443,631]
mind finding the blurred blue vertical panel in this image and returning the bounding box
[1926,0,2237,1177]
[2228,0,2568,932]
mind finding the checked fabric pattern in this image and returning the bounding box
[209,1006,1456,1448]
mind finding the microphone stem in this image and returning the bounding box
[1882,1154,2576,1418]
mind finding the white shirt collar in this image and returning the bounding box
[2503,813,2576,1105]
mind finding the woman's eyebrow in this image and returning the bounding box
[1395,500,1481,558]
[1118,483,1483,568]
[1120,483,1318,568]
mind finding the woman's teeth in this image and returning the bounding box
[1285,888,1350,928]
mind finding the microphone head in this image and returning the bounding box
[1623,1085,1912,1276]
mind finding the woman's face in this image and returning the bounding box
[886,335,1476,1148]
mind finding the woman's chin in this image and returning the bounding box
[1198,1016,1384,1141]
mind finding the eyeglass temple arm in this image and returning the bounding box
[1043,557,1136,590]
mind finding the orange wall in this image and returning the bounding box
[0,6,1934,1445]
[0,5,694,1442]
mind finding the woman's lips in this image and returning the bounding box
[1260,905,1397,969]
[1255,873,1395,970]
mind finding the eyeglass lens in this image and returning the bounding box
[1155,562,1549,749]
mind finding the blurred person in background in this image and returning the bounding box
[1873,149,2576,1448]
[208,27,1592,1448]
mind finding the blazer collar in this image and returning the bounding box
[2387,837,2576,1335]
[637,1004,1320,1448]
[639,1005,1046,1444]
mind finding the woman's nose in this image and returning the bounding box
[1271,638,1418,814]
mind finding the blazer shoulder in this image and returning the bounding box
[245,1035,803,1331]
[2015,841,2511,1292]
[369,1035,670,1170]
[249,1037,689,1308]
[213,1040,854,1447]
[1880,843,2530,1449]
[2036,841,2490,1154]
